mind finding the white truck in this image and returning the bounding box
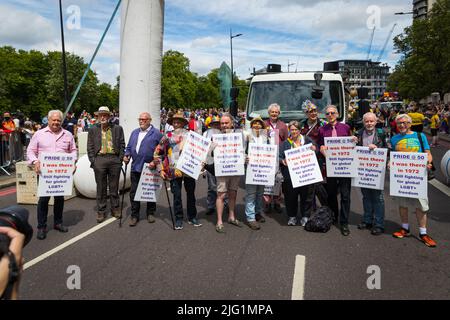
[245,67,346,124]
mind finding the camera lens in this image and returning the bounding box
[0,205,33,247]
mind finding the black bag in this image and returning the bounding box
[304,206,333,233]
[417,132,436,180]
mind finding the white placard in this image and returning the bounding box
[325,137,357,177]
[213,133,245,176]
[176,131,211,180]
[245,143,278,186]
[352,147,388,190]
[285,144,323,188]
[134,165,163,202]
[390,152,428,199]
[37,152,75,197]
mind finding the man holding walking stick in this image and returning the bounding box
[123,112,162,227]
[87,106,125,223]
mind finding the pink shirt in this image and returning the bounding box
[27,127,77,165]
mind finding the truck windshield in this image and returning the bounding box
[247,80,344,121]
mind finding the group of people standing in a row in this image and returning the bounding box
[26,102,436,247]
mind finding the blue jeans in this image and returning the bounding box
[245,184,264,221]
[206,171,217,210]
[361,188,385,229]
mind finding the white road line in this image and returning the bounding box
[291,255,306,300]
[429,179,450,197]
[23,217,117,270]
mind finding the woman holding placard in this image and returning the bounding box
[390,114,436,247]
[279,121,316,227]
[244,117,271,230]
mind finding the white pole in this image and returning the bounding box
[120,0,164,141]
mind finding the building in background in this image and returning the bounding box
[413,0,438,20]
[323,60,390,101]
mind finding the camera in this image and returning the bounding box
[0,206,33,257]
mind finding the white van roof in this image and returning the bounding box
[251,72,343,82]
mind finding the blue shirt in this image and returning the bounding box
[391,132,429,152]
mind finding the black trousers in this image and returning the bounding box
[326,177,351,225]
[282,180,315,218]
[129,171,156,219]
[170,176,197,220]
[37,196,64,229]
[93,154,122,214]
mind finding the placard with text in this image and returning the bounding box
[325,137,357,177]
[390,152,427,199]
[213,133,245,176]
[245,143,278,186]
[285,144,323,188]
[37,152,75,197]
[352,147,388,190]
[134,165,163,202]
[176,131,211,180]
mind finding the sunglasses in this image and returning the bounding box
[326,112,337,115]
[138,118,150,121]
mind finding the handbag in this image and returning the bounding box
[417,132,436,180]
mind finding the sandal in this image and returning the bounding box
[228,219,242,227]
[215,224,225,233]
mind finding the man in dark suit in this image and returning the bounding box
[123,112,162,226]
[87,106,125,223]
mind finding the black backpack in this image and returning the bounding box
[304,206,333,233]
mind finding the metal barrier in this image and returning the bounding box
[0,131,25,175]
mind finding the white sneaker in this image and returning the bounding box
[287,217,297,226]
[300,217,309,227]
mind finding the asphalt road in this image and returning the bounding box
[0,137,449,300]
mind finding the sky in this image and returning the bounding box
[0,0,414,86]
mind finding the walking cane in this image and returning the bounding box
[119,163,128,228]
[163,178,175,230]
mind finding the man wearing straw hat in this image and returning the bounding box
[154,112,201,230]
[87,106,125,223]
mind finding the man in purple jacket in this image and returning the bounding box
[123,112,162,226]
[319,105,356,236]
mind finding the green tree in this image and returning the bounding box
[161,50,197,109]
[195,69,221,109]
[388,0,450,100]
[97,82,115,109]
[0,46,51,118]
[235,78,249,111]
[45,51,99,115]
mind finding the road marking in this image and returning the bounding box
[291,255,306,300]
[429,179,450,197]
[0,187,16,197]
[24,217,117,270]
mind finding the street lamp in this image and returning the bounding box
[230,29,243,87]
[394,9,418,15]
[287,60,295,72]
